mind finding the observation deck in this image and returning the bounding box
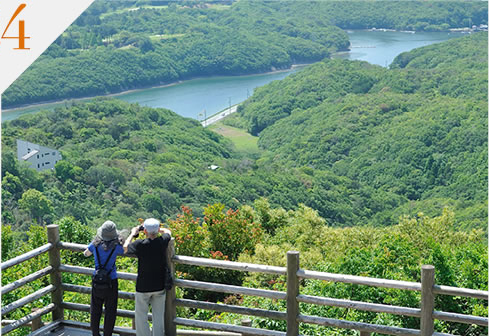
[1,224,488,336]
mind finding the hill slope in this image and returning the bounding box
[239,33,488,229]
[2,34,486,231]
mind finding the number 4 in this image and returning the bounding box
[1,4,30,50]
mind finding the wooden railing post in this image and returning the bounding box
[359,331,371,336]
[47,224,63,321]
[241,318,252,336]
[420,265,435,336]
[30,308,43,331]
[165,238,177,336]
[286,251,300,336]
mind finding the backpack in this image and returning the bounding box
[93,245,116,289]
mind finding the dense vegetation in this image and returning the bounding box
[2,203,487,335]
[238,32,487,231]
[2,1,348,107]
[2,34,487,231]
[1,7,487,336]
[2,99,400,230]
[2,0,486,108]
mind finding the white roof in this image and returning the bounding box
[21,150,39,160]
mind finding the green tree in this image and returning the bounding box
[55,160,76,182]
[168,205,209,257]
[204,203,263,260]
[18,189,53,225]
[2,172,23,198]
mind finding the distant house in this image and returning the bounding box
[17,139,62,172]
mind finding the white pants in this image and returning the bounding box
[135,290,166,336]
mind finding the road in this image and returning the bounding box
[201,105,238,127]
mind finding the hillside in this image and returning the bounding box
[1,1,348,108]
[2,98,402,231]
[2,0,487,108]
[238,33,488,229]
[2,34,487,232]
[2,29,487,336]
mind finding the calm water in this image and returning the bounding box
[118,68,306,120]
[2,31,464,122]
[332,30,463,66]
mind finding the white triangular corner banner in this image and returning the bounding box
[0,0,94,95]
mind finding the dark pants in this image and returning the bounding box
[90,279,118,336]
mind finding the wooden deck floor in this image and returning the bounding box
[50,326,92,335]
[34,321,240,336]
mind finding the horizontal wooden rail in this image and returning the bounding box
[433,284,489,300]
[58,242,87,253]
[1,285,55,316]
[298,269,421,291]
[59,264,138,281]
[62,302,153,320]
[27,320,61,336]
[296,294,421,317]
[61,319,251,336]
[176,279,287,300]
[1,266,53,295]
[62,283,135,300]
[1,303,55,334]
[0,243,53,271]
[174,255,287,275]
[177,331,240,336]
[1,320,30,326]
[175,318,286,336]
[59,242,137,259]
[433,310,489,327]
[176,298,287,320]
[298,314,422,336]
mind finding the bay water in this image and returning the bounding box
[2,31,464,122]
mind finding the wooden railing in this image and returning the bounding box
[1,224,488,336]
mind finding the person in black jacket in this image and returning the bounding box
[124,218,171,336]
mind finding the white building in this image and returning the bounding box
[17,139,62,172]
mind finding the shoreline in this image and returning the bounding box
[1,63,311,114]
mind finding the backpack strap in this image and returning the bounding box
[94,245,116,271]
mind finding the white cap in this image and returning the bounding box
[143,218,160,234]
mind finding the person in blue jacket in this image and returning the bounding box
[84,221,125,336]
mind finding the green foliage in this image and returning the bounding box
[1,11,487,335]
[239,205,487,335]
[18,189,53,225]
[2,1,352,108]
[54,160,77,182]
[1,225,51,336]
[169,206,209,258]
[238,33,487,230]
[167,204,260,302]
[1,225,15,261]
[57,216,94,244]
[204,203,263,260]
[4,1,485,108]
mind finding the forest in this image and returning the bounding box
[2,0,487,108]
[1,0,488,334]
[2,33,487,232]
[1,32,487,335]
